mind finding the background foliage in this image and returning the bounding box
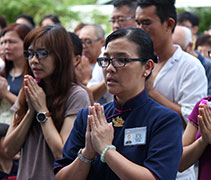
[0,0,210,35]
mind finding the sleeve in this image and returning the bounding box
[64,86,90,117]
[54,108,88,174]
[144,110,183,180]
[87,63,104,88]
[179,57,208,123]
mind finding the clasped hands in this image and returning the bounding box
[23,75,48,114]
[198,103,211,144]
[83,103,114,160]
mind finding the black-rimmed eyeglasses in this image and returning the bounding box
[97,57,145,68]
[24,49,50,61]
[109,16,135,24]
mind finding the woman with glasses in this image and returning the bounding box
[55,27,183,180]
[4,25,90,180]
[0,23,31,124]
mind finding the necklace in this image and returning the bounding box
[11,76,15,82]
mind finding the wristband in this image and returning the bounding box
[100,145,116,163]
[77,148,95,164]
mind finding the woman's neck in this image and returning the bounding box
[10,58,25,77]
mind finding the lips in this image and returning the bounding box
[106,76,118,85]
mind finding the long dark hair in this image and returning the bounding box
[15,25,77,130]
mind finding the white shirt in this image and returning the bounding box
[87,47,113,104]
[154,45,207,180]
[154,45,207,123]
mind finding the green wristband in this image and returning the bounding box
[100,145,116,163]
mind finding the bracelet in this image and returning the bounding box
[77,148,95,164]
[100,145,116,163]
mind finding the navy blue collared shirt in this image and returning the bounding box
[54,89,183,180]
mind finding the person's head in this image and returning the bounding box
[110,0,137,31]
[16,25,76,129]
[177,11,200,35]
[68,31,83,67]
[173,25,193,52]
[0,15,7,33]
[39,14,61,27]
[1,23,31,76]
[79,24,105,65]
[195,34,211,59]
[15,14,35,29]
[74,23,87,36]
[99,27,157,103]
[136,0,176,53]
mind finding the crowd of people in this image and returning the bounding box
[0,0,211,180]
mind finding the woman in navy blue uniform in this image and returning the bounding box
[55,27,183,180]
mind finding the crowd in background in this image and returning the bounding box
[0,0,211,180]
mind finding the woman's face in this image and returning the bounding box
[27,43,55,81]
[41,18,55,27]
[103,37,147,101]
[3,31,24,61]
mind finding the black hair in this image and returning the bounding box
[0,15,7,29]
[0,123,9,138]
[16,14,35,28]
[113,0,137,15]
[137,0,177,32]
[68,32,83,56]
[195,34,211,49]
[178,11,200,27]
[105,27,158,63]
[39,14,61,26]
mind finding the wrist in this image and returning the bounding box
[77,148,95,164]
[100,145,116,163]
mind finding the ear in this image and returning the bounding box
[166,17,175,32]
[192,26,198,35]
[185,42,193,53]
[73,55,81,67]
[143,59,154,77]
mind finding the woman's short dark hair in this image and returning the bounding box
[105,27,157,63]
[16,14,35,29]
[39,14,61,26]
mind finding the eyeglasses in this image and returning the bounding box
[81,38,101,46]
[24,49,50,61]
[97,57,146,68]
[109,16,135,24]
[208,50,211,58]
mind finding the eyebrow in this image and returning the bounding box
[103,52,129,57]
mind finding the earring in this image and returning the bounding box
[144,73,147,77]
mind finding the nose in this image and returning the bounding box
[29,53,39,64]
[105,61,116,73]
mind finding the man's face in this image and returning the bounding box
[136,5,169,53]
[79,26,104,65]
[111,5,137,31]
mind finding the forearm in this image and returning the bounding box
[55,154,91,180]
[4,110,34,157]
[40,117,64,160]
[3,91,17,105]
[89,82,107,101]
[104,149,155,180]
[148,88,186,127]
[179,137,208,172]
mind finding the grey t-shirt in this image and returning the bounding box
[15,85,90,180]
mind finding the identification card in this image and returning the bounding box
[124,127,147,146]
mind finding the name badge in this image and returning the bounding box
[124,127,147,146]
